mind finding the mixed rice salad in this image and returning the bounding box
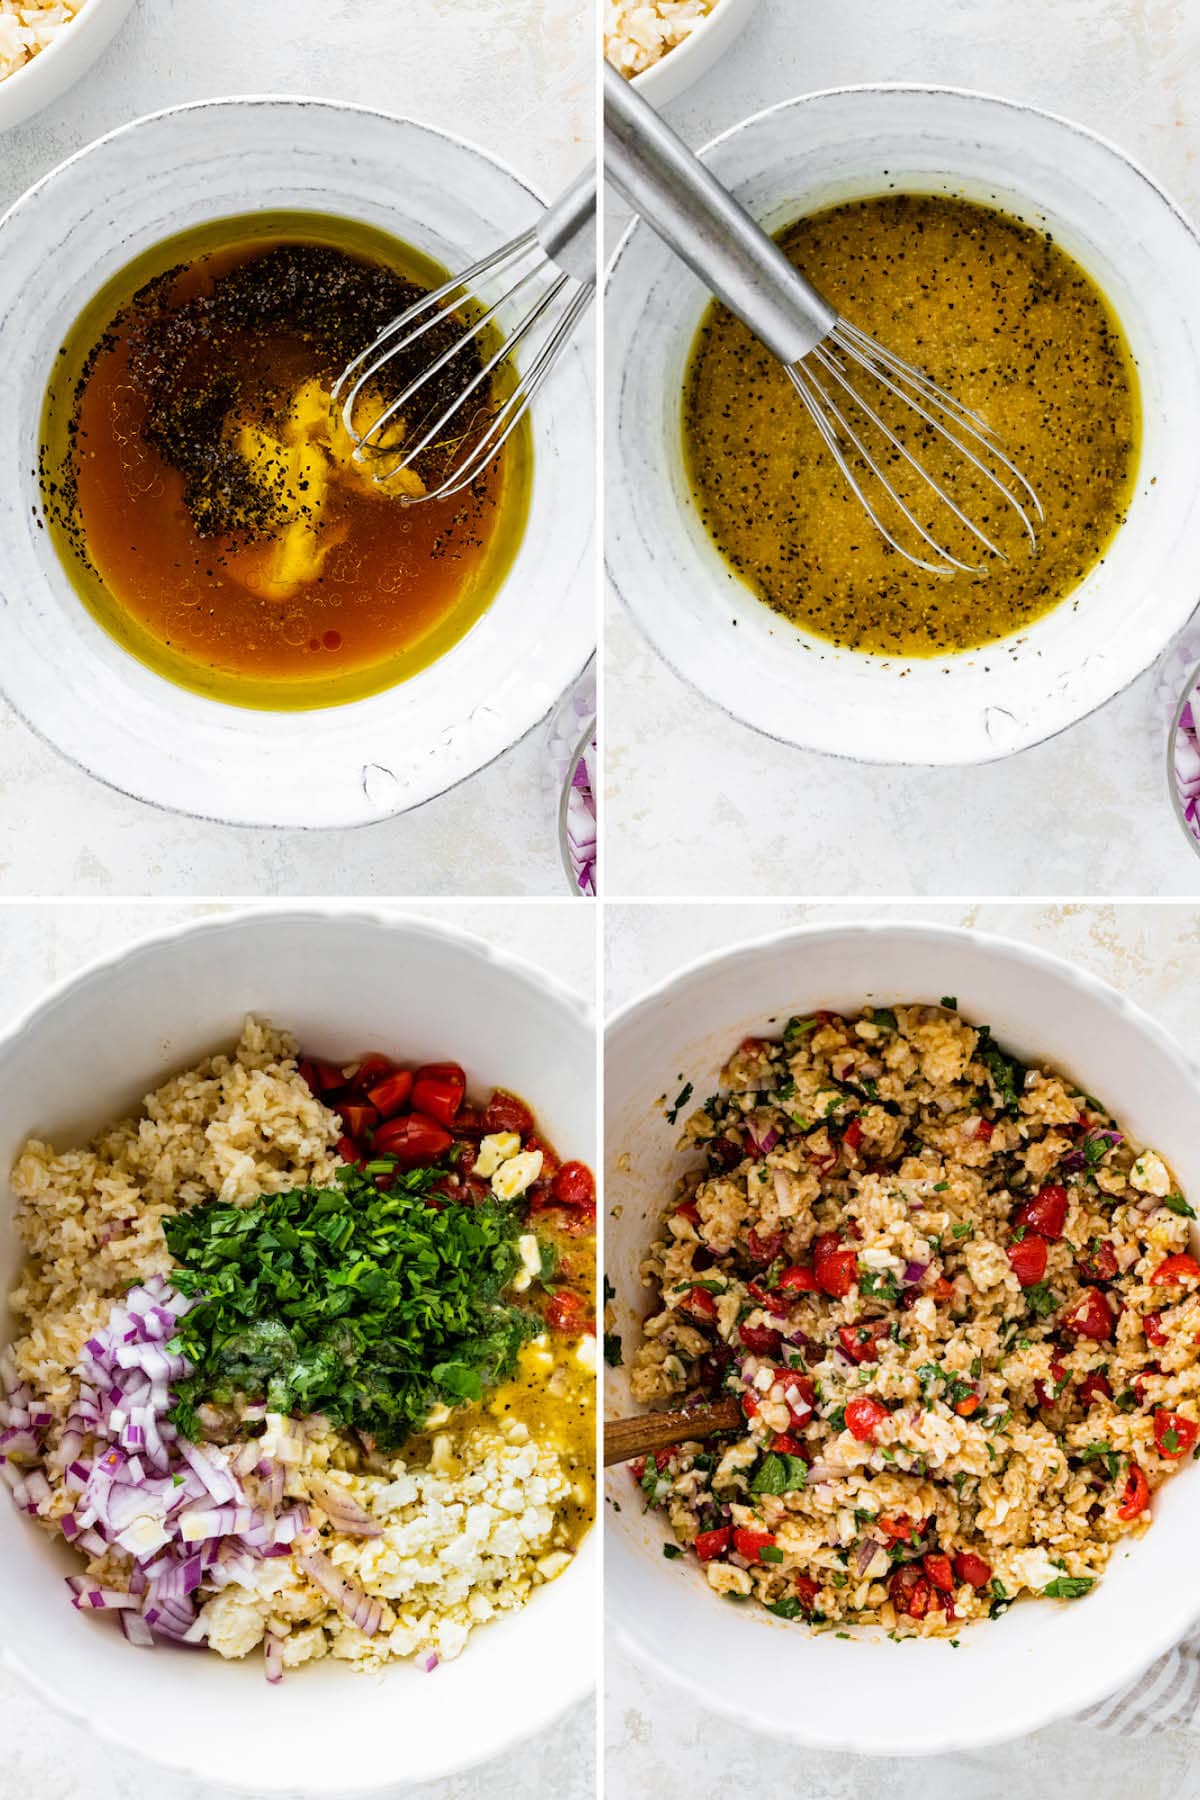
[625,1003,1200,1635]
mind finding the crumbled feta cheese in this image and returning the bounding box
[492,1149,543,1200]
[476,1132,520,1177]
[1131,1152,1170,1197]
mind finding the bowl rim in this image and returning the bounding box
[0,902,597,1791]
[604,915,1200,1753]
[0,93,595,830]
[603,80,1200,768]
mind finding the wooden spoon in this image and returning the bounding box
[604,1395,743,1467]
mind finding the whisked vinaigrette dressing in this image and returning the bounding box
[682,192,1140,656]
[39,213,531,708]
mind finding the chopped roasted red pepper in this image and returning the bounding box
[1117,1464,1151,1519]
[922,1552,955,1595]
[733,1526,777,1562]
[1150,1254,1200,1287]
[842,1118,863,1153]
[694,1526,731,1562]
[1007,1234,1048,1287]
[1015,1184,1069,1240]
[888,1564,931,1619]
[738,1323,783,1356]
[1154,1410,1198,1458]
[1077,1371,1113,1407]
[953,1550,992,1587]
[1063,1288,1113,1341]
[681,1286,718,1323]
[844,1396,889,1442]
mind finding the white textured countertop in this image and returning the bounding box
[0,900,596,1800]
[605,899,1200,1799]
[605,0,1200,897]
[0,0,592,896]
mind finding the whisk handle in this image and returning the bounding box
[603,62,835,364]
[538,167,597,288]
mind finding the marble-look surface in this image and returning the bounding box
[0,0,592,896]
[0,900,597,1800]
[605,898,1200,1798]
[605,0,1200,896]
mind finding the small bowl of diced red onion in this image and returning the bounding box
[1168,658,1200,854]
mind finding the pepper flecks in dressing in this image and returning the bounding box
[682,192,1140,657]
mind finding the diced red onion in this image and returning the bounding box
[902,1261,929,1286]
[417,1651,439,1673]
[307,1474,383,1538]
[264,1630,284,1685]
[298,1550,384,1637]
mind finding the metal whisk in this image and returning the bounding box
[333,169,595,503]
[605,65,1041,575]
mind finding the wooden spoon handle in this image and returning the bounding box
[604,1395,743,1467]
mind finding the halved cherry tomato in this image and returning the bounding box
[483,1090,534,1137]
[793,1572,821,1612]
[1007,1234,1048,1288]
[681,1286,718,1323]
[1015,1184,1069,1240]
[372,1112,453,1168]
[521,1134,560,1181]
[837,1320,891,1365]
[1034,1358,1068,1408]
[410,1063,466,1129]
[813,1232,858,1299]
[338,1102,379,1140]
[888,1564,931,1618]
[1118,1464,1151,1520]
[740,1391,759,1420]
[675,1200,701,1226]
[746,1227,784,1266]
[739,1323,783,1356]
[336,1134,364,1167]
[772,1367,815,1428]
[975,1117,994,1143]
[845,1396,889,1442]
[1063,1288,1113,1341]
[1154,1410,1198,1458]
[877,1513,916,1542]
[776,1264,820,1294]
[953,1550,992,1587]
[365,1069,413,1119]
[1150,1254,1200,1287]
[694,1526,730,1562]
[770,1433,806,1455]
[930,1276,956,1303]
[1077,1371,1113,1407]
[1143,1310,1169,1347]
[553,1161,596,1209]
[546,1290,593,1335]
[306,1058,347,1095]
[842,1118,863,1153]
[350,1054,394,1093]
[923,1552,955,1595]
[733,1526,777,1562]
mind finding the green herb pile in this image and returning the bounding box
[163,1161,538,1449]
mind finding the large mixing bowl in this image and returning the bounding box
[606,86,1200,764]
[605,920,1200,1753]
[0,908,596,1791]
[0,98,594,826]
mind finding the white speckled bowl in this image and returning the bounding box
[606,921,1200,1754]
[0,98,594,826]
[0,0,135,132]
[0,908,596,1791]
[606,85,1200,764]
[627,0,762,107]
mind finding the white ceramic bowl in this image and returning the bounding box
[0,908,596,1792]
[606,85,1200,765]
[0,98,594,827]
[606,920,1200,1754]
[628,0,762,107]
[0,0,134,132]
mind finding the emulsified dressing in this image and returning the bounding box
[40,213,531,709]
[683,192,1140,657]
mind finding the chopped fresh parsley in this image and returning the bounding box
[1042,1577,1095,1600]
[164,1159,538,1449]
[1079,1441,1121,1482]
[859,1269,900,1304]
[783,1016,818,1043]
[662,1543,683,1559]
[759,1545,784,1563]
[766,1596,802,1619]
[751,1452,809,1495]
[1163,1193,1197,1220]
[604,1333,624,1368]
[941,996,958,1010]
[976,1027,1026,1115]
[1024,1282,1059,1319]
[871,1008,898,1032]
[666,1081,694,1126]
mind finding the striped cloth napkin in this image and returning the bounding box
[1082,1632,1200,1735]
